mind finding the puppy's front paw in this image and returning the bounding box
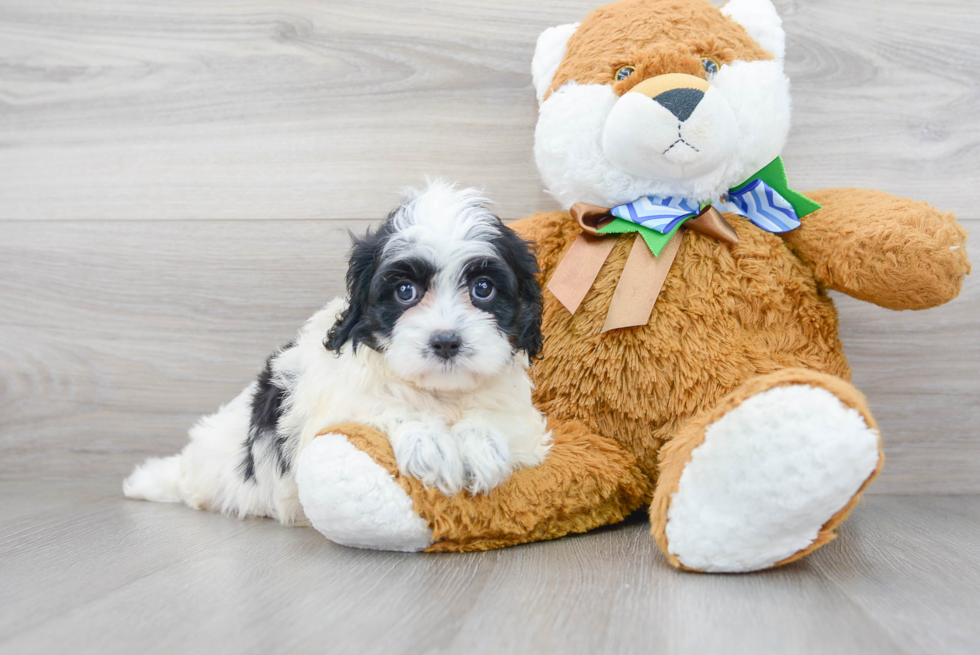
[454,421,512,495]
[391,420,466,495]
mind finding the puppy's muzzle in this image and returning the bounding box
[430,330,462,360]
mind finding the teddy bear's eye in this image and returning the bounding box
[615,66,635,81]
[701,58,720,77]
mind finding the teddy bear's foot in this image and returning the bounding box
[651,369,883,573]
[296,432,433,552]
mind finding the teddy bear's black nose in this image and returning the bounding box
[653,87,705,122]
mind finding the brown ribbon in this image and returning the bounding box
[547,203,738,333]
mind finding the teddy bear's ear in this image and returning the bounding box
[721,0,785,61]
[531,23,579,103]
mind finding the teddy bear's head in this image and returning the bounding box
[533,0,791,209]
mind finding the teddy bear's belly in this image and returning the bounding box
[528,217,851,484]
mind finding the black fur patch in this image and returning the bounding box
[324,212,398,354]
[324,208,543,361]
[484,223,543,359]
[366,257,437,344]
[240,344,292,482]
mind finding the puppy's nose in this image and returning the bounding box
[652,88,704,122]
[430,331,462,360]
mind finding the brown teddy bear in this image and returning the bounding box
[296,0,970,571]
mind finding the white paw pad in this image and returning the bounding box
[665,385,881,572]
[296,434,433,552]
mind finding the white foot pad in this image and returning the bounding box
[296,434,433,552]
[665,385,881,572]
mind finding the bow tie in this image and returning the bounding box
[547,157,821,332]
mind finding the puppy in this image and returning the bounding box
[123,181,551,525]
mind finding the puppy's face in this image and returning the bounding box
[326,182,542,392]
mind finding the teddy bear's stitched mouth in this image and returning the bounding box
[662,124,700,156]
[662,139,700,155]
[661,121,701,157]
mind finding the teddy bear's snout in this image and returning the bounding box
[600,71,738,182]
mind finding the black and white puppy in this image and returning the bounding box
[123,181,550,525]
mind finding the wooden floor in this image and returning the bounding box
[1,481,978,655]
[2,0,980,653]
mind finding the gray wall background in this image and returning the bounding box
[0,0,977,492]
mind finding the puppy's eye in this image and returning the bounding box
[470,278,495,302]
[394,282,419,304]
[615,66,635,82]
[701,58,720,77]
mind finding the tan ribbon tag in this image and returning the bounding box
[601,230,684,333]
[547,233,618,315]
[546,202,735,332]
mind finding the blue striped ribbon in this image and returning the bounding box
[724,179,802,233]
[610,195,701,234]
[610,179,802,236]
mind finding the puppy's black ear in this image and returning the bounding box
[495,221,544,360]
[324,220,391,353]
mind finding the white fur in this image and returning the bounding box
[122,454,181,503]
[380,272,512,394]
[296,434,433,552]
[532,0,792,209]
[664,385,881,573]
[534,59,791,208]
[124,182,551,529]
[722,0,786,61]
[124,382,309,525]
[602,86,740,181]
[531,23,579,103]
[385,182,499,269]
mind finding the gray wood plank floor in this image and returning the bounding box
[0,481,978,655]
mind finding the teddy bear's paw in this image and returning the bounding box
[390,419,467,496]
[664,384,881,572]
[453,421,513,495]
[296,433,433,552]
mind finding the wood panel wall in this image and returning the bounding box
[1,0,977,492]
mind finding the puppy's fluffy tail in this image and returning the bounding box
[123,455,183,503]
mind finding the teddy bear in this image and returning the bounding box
[294,0,970,571]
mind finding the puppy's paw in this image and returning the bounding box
[391,419,466,495]
[454,421,512,495]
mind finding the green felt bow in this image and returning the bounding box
[597,157,821,255]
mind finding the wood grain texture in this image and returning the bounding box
[811,495,980,655]
[0,218,976,491]
[0,219,364,478]
[1,483,978,655]
[1,0,979,219]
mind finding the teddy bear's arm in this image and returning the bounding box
[419,417,651,552]
[780,188,970,310]
[303,419,651,552]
